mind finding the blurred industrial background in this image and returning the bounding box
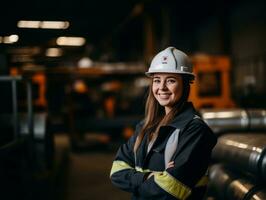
[0,0,266,199]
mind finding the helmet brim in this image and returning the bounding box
[145,71,195,80]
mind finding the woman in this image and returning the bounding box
[110,47,217,200]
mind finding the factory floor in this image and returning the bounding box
[65,151,130,200]
[54,134,130,200]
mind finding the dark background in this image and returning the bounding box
[1,0,265,103]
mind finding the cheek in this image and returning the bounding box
[175,91,182,100]
[172,85,183,99]
[152,85,157,95]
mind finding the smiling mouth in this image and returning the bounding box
[158,93,171,99]
[159,93,171,95]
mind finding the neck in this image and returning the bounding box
[165,106,171,115]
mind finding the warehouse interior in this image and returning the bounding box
[0,0,266,199]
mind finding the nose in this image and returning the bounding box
[159,80,167,90]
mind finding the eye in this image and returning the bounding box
[167,79,176,84]
[153,79,160,84]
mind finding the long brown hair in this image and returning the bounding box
[133,74,191,153]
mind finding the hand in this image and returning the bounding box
[166,161,175,169]
[145,161,174,180]
[146,172,163,180]
[147,172,155,179]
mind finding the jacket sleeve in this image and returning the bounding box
[110,123,148,193]
[137,119,217,200]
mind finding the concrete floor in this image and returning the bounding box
[64,151,131,200]
[53,134,130,200]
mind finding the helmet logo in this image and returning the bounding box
[162,56,168,64]
[181,66,188,72]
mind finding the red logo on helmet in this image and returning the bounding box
[162,56,168,64]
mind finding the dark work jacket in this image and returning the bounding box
[110,102,217,200]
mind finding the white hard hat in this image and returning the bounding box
[146,47,194,80]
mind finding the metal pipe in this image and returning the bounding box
[246,188,266,200]
[247,110,266,130]
[227,179,256,200]
[11,80,19,139]
[212,133,266,181]
[26,80,34,140]
[199,109,266,133]
[208,164,233,200]
[208,164,266,200]
[0,76,22,81]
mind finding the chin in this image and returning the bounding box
[158,102,170,107]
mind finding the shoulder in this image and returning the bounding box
[189,115,210,129]
[186,114,211,130]
[182,116,217,145]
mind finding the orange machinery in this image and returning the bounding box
[10,67,47,108]
[189,54,235,109]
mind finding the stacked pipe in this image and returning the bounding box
[208,164,266,200]
[198,109,266,200]
[211,133,266,181]
[200,109,266,134]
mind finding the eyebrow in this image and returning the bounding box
[153,75,177,79]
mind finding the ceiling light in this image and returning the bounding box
[1,34,19,44]
[45,48,63,57]
[41,21,69,29]
[17,20,70,29]
[9,35,19,43]
[17,20,40,28]
[56,37,86,46]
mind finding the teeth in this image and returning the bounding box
[159,94,170,99]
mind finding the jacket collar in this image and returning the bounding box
[164,102,196,130]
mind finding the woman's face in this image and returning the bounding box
[152,73,183,113]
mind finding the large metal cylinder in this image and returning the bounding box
[20,113,54,171]
[247,188,266,200]
[212,133,266,181]
[209,164,266,200]
[200,109,266,133]
[208,164,234,199]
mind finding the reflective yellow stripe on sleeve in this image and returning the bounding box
[154,171,192,200]
[136,167,207,188]
[110,160,133,176]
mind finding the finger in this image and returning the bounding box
[147,172,155,179]
[167,161,174,167]
[166,164,175,169]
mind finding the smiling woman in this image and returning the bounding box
[110,47,217,200]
